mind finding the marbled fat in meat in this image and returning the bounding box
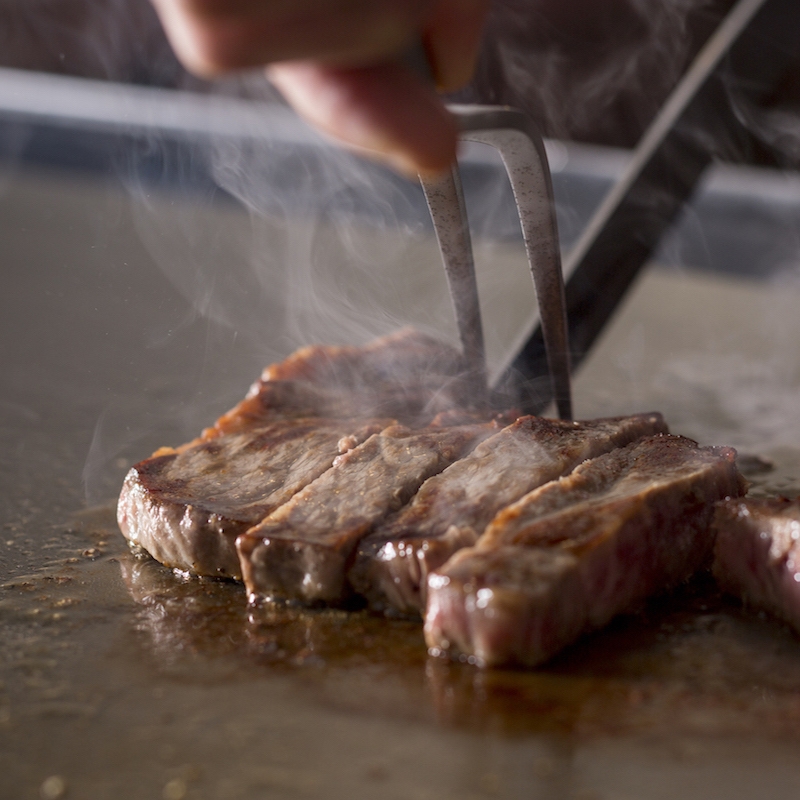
[425,435,745,667]
[350,413,668,617]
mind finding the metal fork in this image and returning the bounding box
[419,105,572,419]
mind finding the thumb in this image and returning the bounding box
[268,60,459,176]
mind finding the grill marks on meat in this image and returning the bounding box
[349,413,668,618]
[237,421,499,605]
[424,435,745,668]
[713,497,800,634]
[117,419,387,579]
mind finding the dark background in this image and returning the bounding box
[1,0,799,163]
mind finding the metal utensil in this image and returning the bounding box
[418,106,572,419]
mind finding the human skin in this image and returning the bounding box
[150,0,490,175]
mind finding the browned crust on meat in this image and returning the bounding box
[713,496,800,634]
[261,328,465,385]
[117,418,387,578]
[189,330,474,447]
[350,413,668,618]
[237,422,498,605]
[117,328,478,578]
[199,382,351,442]
[425,435,745,668]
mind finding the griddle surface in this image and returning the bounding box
[3,166,800,800]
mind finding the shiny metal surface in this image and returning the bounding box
[419,164,487,399]
[457,106,572,420]
[420,105,572,418]
[2,155,800,800]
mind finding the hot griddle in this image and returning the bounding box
[3,68,800,800]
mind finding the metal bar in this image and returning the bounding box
[507,0,800,413]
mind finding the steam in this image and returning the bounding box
[469,0,714,144]
[123,0,724,363]
[760,108,800,167]
[0,0,187,87]
[7,0,800,502]
[731,95,800,172]
[124,119,462,363]
[4,0,735,366]
[209,129,440,349]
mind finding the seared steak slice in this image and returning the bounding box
[205,328,471,440]
[199,381,373,441]
[237,421,499,605]
[713,497,800,633]
[349,413,668,617]
[425,435,745,668]
[261,327,465,388]
[118,329,473,578]
[117,418,386,579]
[211,376,470,438]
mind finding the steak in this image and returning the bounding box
[349,413,668,617]
[261,327,466,388]
[205,328,472,440]
[425,435,745,668]
[118,418,387,578]
[199,380,386,441]
[237,420,500,605]
[117,328,472,579]
[713,497,800,634]
[118,328,752,672]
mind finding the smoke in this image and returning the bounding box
[121,112,463,364]
[105,0,737,371]
[209,131,430,348]
[6,0,800,503]
[177,0,725,362]
[0,0,188,87]
[4,0,770,368]
[730,97,800,171]
[467,0,718,145]
[760,109,800,166]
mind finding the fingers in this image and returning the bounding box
[151,0,432,76]
[150,0,489,174]
[268,61,459,176]
[424,0,491,91]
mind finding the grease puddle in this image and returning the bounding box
[4,462,800,798]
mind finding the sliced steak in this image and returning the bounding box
[713,497,800,634]
[425,435,745,668]
[117,418,387,579]
[118,329,473,578]
[206,328,471,440]
[349,413,668,617]
[237,421,500,605]
[199,380,374,442]
[262,327,465,385]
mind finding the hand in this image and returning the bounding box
[150,0,489,175]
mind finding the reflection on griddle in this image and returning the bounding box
[118,552,800,740]
[118,553,425,671]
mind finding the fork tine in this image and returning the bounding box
[419,165,488,401]
[452,105,573,420]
